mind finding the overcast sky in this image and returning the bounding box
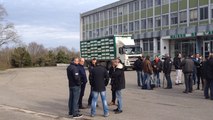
[2,0,118,50]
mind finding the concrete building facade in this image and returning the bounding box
[80,0,213,58]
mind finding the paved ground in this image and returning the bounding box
[0,67,212,120]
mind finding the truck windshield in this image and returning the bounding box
[124,46,141,55]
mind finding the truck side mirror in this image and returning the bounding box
[119,47,123,54]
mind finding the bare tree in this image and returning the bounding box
[0,4,19,48]
[27,42,47,65]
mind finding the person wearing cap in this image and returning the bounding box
[163,54,173,89]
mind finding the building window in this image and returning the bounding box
[212,5,213,18]
[135,1,139,11]
[171,0,178,3]
[89,31,92,38]
[162,14,169,26]
[162,0,169,5]
[180,11,187,23]
[93,30,95,37]
[155,0,161,6]
[118,24,122,34]
[89,15,92,24]
[141,19,146,29]
[118,6,123,16]
[129,22,134,32]
[135,21,140,31]
[96,29,99,37]
[171,13,178,25]
[109,9,113,18]
[149,40,153,51]
[100,12,104,21]
[155,16,161,27]
[93,15,96,23]
[109,26,113,35]
[157,40,160,51]
[148,18,153,28]
[113,8,117,17]
[100,28,103,37]
[129,2,134,13]
[200,7,208,20]
[123,23,128,33]
[147,0,153,8]
[190,9,198,22]
[123,4,128,15]
[104,10,108,20]
[143,41,149,51]
[96,13,99,22]
[141,0,146,10]
[113,25,117,34]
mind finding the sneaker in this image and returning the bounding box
[73,114,83,119]
[115,110,123,114]
[104,113,109,117]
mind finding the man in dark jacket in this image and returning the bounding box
[173,53,183,85]
[163,54,173,89]
[111,59,125,114]
[204,53,213,100]
[134,56,143,87]
[90,61,109,117]
[88,58,96,106]
[66,57,83,118]
[194,53,202,90]
[181,55,194,93]
[108,60,117,106]
[152,55,162,87]
[77,58,87,109]
[143,56,153,90]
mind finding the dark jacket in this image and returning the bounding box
[163,57,172,74]
[77,64,87,84]
[205,58,213,80]
[173,57,182,69]
[193,58,202,74]
[88,63,96,85]
[181,57,194,74]
[143,59,153,74]
[111,63,125,90]
[152,59,162,73]
[134,58,143,71]
[67,63,81,87]
[90,65,109,92]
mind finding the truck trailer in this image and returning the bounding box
[80,35,142,69]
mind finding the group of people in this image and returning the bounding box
[134,53,213,99]
[134,54,173,90]
[66,57,125,118]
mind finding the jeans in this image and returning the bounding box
[175,69,182,84]
[144,73,151,89]
[116,90,122,111]
[165,73,172,88]
[88,86,93,105]
[184,73,193,93]
[69,86,81,116]
[91,91,109,116]
[78,83,86,107]
[136,71,143,86]
[153,72,160,87]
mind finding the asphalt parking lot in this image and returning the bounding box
[0,67,212,120]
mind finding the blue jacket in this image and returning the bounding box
[77,64,87,84]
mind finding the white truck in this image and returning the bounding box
[80,35,142,69]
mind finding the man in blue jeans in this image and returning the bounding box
[111,59,126,114]
[134,56,143,87]
[66,57,83,118]
[90,61,109,117]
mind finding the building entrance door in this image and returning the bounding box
[181,42,196,57]
[203,41,213,58]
